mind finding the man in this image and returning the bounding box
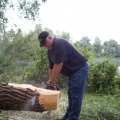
[38,31,89,120]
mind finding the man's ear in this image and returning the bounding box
[49,35,52,38]
[48,35,53,41]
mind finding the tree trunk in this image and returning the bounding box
[0,82,61,112]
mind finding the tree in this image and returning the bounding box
[92,37,103,57]
[54,31,71,41]
[0,0,47,35]
[103,39,118,57]
[0,27,42,82]
[116,44,120,57]
[79,36,91,50]
[59,31,71,41]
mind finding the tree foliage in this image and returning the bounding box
[0,24,119,94]
[103,39,118,57]
[77,36,120,58]
[0,0,46,35]
[0,24,42,82]
[79,36,91,50]
[88,58,118,94]
[74,41,95,64]
[92,37,103,57]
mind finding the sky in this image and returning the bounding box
[7,0,120,44]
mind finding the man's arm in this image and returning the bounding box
[47,63,63,86]
[49,69,53,78]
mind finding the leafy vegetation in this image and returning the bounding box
[88,58,119,94]
[0,0,47,37]
[0,26,120,119]
[79,37,120,57]
[0,24,120,90]
[0,2,120,118]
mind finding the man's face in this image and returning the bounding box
[44,36,53,50]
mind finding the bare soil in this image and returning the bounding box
[0,110,53,120]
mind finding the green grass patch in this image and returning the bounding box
[80,93,120,120]
[53,90,120,120]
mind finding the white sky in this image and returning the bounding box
[39,0,120,44]
[7,0,120,44]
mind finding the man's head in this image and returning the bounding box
[38,31,53,50]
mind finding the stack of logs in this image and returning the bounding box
[0,82,61,112]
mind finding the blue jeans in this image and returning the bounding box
[63,62,90,120]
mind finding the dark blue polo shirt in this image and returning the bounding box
[47,38,87,76]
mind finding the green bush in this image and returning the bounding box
[73,41,95,63]
[23,47,49,83]
[88,58,118,94]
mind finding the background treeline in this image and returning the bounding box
[79,36,120,58]
[0,24,120,95]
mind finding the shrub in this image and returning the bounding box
[88,58,118,94]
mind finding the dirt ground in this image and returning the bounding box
[0,110,53,120]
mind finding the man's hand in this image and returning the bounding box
[46,81,61,90]
[46,80,55,87]
[46,80,56,90]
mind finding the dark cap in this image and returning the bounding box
[38,31,49,47]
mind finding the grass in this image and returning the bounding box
[80,93,120,120]
[0,90,120,120]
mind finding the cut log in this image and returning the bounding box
[0,82,61,112]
